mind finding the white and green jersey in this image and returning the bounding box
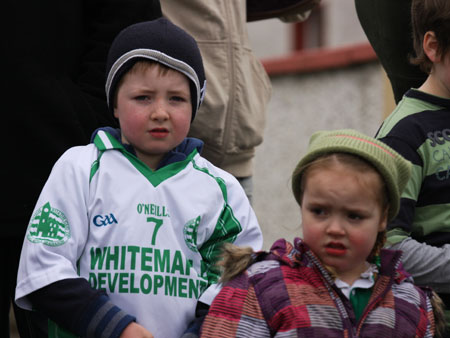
[16,130,263,337]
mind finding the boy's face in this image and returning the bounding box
[300,163,387,285]
[114,64,192,170]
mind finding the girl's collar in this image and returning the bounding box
[335,262,378,299]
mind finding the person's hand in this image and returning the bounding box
[120,322,154,338]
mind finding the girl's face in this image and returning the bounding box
[301,162,387,285]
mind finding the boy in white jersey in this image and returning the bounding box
[15,18,263,338]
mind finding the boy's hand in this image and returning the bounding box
[120,322,154,338]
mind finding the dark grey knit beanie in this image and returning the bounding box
[105,18,206,121]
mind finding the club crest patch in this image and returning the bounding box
[27,202,71,246]
[183,216,201,252]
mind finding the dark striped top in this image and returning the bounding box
[376,89,450,246]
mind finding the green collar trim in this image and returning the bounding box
[92,130,197,187]
[191,161,227,202]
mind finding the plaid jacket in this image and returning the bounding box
[201,238,435,337]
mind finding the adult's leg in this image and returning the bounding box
[237,176,254,205]
[1,244,11,337]
[355,0,427,103]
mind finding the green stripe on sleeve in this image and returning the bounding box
[199,203,242,284]
[413,204,450,236]
[401,164,422,201]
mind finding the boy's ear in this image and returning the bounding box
[113,107,119,119]
[423,31,441,63]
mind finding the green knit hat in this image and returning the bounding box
[291,129,412,221]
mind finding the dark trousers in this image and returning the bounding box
[354,0,427,103]
[1,237,47,338]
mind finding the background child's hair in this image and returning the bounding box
[410,0,450,73]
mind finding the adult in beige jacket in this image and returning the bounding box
[162,0,318,202]
[161,0,271,201]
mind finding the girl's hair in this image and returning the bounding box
[296,153,389,261]
[219,243,254,284]
[430,290,446,338]
[410,0,450,73]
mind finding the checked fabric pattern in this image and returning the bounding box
[201,238,435,338]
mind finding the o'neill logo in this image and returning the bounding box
[93,213,118,227]
[27,202,70,246]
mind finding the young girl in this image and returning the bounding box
[200,129,444,337]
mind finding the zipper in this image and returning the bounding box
[355,252,401,334]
